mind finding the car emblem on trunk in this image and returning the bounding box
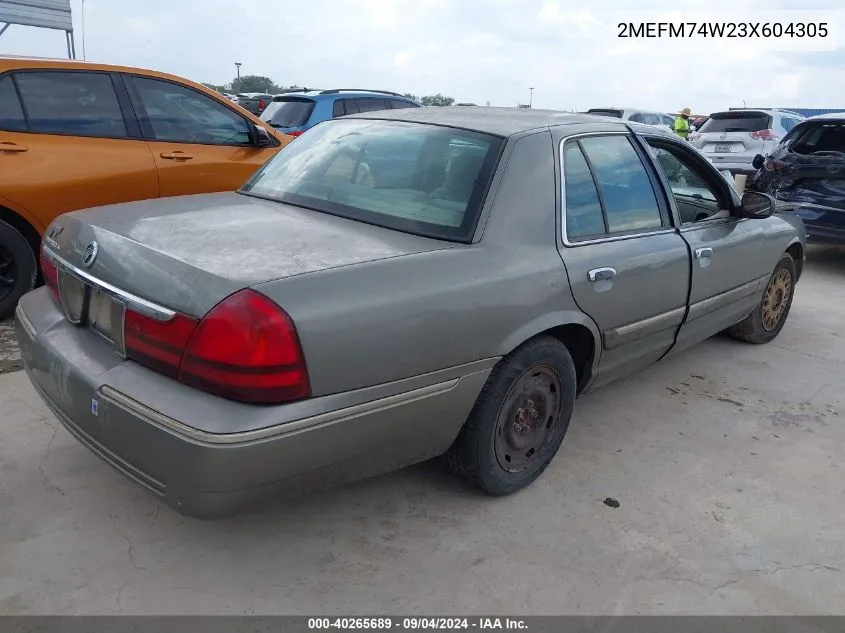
[82,241,99,268]
[719,132,727,140]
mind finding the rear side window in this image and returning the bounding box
[0,75,26,132]
[628,113,645,123]
[587,109,623,118]
[563,144,605,239]
[388,99,419,110]
[790,123,845,155]
[261,97,317,127]
[355,98,389,113]
[575,136,663,234]
[643,113,661,126]
[700,112,772,133]
[14,71,126,137]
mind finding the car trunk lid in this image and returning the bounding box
[46,192,454,318]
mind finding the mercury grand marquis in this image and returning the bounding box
[15,107,807,518]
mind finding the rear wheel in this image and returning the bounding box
[445,337,577,496]
[0,220,37,320]
[728,253,796,344]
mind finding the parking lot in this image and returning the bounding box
[0,244,841,615]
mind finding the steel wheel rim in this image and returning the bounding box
[494,365,563,473]
[0,244,16,302]
[762,268,792,332]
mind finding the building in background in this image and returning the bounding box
[731,107,845,118]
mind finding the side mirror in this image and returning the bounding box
[251,124,272,147]
[751,154,765,170]
[739,191,775,219]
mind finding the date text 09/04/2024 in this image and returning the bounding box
[308,618,528,630]
[618,22,829,38]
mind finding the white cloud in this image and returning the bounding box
[0,0,842,113]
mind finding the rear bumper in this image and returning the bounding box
[16,289,491,518]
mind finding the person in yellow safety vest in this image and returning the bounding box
[674,107,692,140]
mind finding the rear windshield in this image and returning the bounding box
[241,119,504,242]
[790,122,845,155]
[700,112,772,133]
[260,97,316,128]
[587,109,623,118]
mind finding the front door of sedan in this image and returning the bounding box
[123,75,279,197]
[559,134,691,390]
[641,136,770,354]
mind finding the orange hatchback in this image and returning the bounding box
[0,56,291,318]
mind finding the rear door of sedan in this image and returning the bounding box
[558,131,691,389]
[638,134,771,353]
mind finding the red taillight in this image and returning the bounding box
[125,310,198,379]
[123,289,310,404]
[40,247,60,304]
[179,289,310,404]
[287,130,304,138]
[750,129,780,142]
[258,99,266,111]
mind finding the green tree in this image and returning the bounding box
[420,94,455,107]
[231,75,282,94]
[202,82,229,93]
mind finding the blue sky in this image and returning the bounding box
[1,0,843,114]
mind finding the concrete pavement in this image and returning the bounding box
[1,246,844,615]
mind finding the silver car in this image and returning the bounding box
[15,108,806,518]
[586,107,676,132]
[689,109,805,175]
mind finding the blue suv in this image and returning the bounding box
[259,89,421,138]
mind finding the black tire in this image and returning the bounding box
[444,336,577,496]
[0,219,37,321]
[728,253,796,344]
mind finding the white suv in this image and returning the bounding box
[586,107,676,131]
[688,109,805,175]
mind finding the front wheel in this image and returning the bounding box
[728,253,796,344]
[444,336,577,496]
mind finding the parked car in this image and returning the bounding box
[0,56,290,319]
[688,109,804,175]
[749,113,845,244]
[259,89,420,138]
[235,92,274,116]
[222,93,239,103]
[586,107,676,132]
[17,108,806,518]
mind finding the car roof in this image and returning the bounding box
[274,89,415,101]
[346,106,631,137]
[0,55,218,94]
[804,112,845,122]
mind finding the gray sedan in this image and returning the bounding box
[15,108,806,518]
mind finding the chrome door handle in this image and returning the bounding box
[588,267,616,282]
[694,247,713,259]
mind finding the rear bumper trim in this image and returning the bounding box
[100,377,461,445]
